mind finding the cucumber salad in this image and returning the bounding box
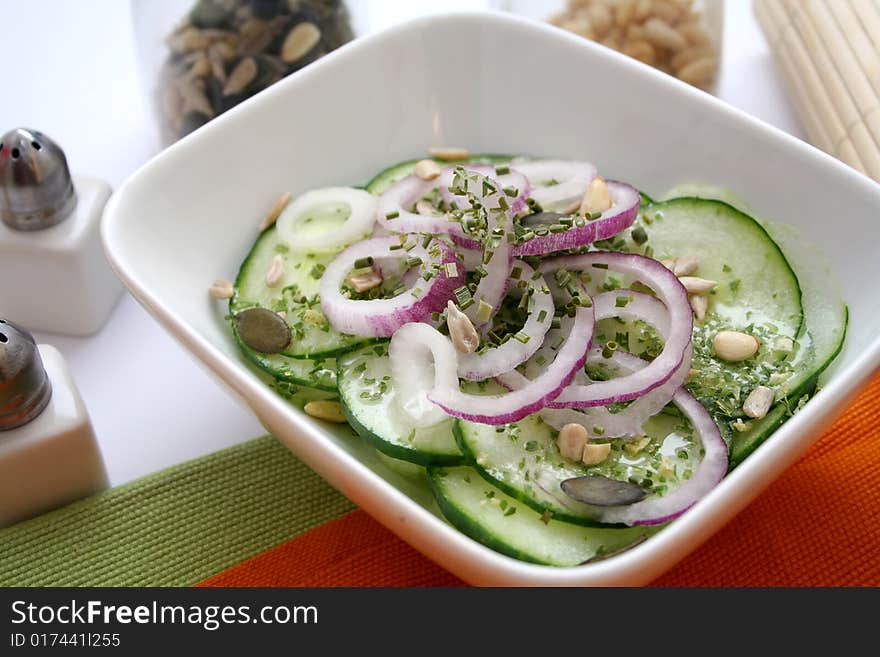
[215,152,847,567]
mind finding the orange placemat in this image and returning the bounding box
[199,374,880,587]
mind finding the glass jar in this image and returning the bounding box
[495,0,724,92]
[134,0,355,145]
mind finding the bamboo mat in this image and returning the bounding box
[756,0,880,181]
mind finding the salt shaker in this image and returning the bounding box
[0,128,122,336]
[0,320,108,527]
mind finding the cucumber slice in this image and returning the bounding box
[601,198,805,437]
[429,466,657,566]
[338,343,463,466]
[365,154,513,195]
[455,411,700,526]
[639,191,654,206]
[231,227,376,359]
[728,303,847,467]
[233,327,337,391]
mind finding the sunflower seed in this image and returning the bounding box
[282,22,321,63]
[303,400,347,423]
[223,57,258,96]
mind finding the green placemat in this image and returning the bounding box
[0,437,355,587]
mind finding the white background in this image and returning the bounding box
[0,1,804,486]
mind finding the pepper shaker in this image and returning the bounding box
[0,128,122,336]
[0,320,108,527]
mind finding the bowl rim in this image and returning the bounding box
[102,10,880,585]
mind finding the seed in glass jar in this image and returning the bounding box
[671,45,715,71]
[177,78,215,118]
[223,57,258,95]
[238,18,276,54]
[189,0,231,30]
[643,17,687,52]
[168,27,211,54]
[623,39,656,65]
[188,53,211,78]
[679,21,713,48]
[234,307,291,354]
[677,56,718,86]
[181,110,210,136]
[652,0,685,24]
[587,3,613,35]
[282,22,322,63]
[209,40,238,63]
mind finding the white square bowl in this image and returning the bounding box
[102,11,880,586]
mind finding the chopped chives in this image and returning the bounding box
[615,295,632,308]
[537,309,548,323]
[385,210,399,219]
[476,299,493,323]
[503,186,518,197]
[353,256,374,269]
[495,165,510,175]
[421,234,432,248]
[592,263,609,269]
[405,256,422,268]
[513,331,530,344]
[444,262,459,278]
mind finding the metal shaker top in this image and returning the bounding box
[0,128,77,231]
[0,319,52,431]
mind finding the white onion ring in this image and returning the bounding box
[429,306,595,425]
[389,322,460,428]
[540,252,692,406]
[375,165,529,248]
[319,236,464,337]
[276,187,377,253]
[457,261,555,381]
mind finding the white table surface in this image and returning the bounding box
[0,0,805,486]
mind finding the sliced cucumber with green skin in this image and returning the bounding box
[455,412,699,526]
[338,343,463,466]
[231,227,376,359]
[429,466,657,567]
[639,191,654,206]
[600,198,804,438]
[233,327,337,391]
[729,305,847,467]
[364,154,514,195]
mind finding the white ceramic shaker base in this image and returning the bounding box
[0,175,122,336]
[0,344,108,527]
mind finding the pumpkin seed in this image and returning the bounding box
[234,307,291,354]
[560,475,649,506]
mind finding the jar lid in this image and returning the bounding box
[0,319,52,431]
[0,128,77,231]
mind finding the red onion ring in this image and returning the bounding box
[574,348,727,526]
[513,181,640,257]
[540,253,692,406]
[319,236,464,337]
